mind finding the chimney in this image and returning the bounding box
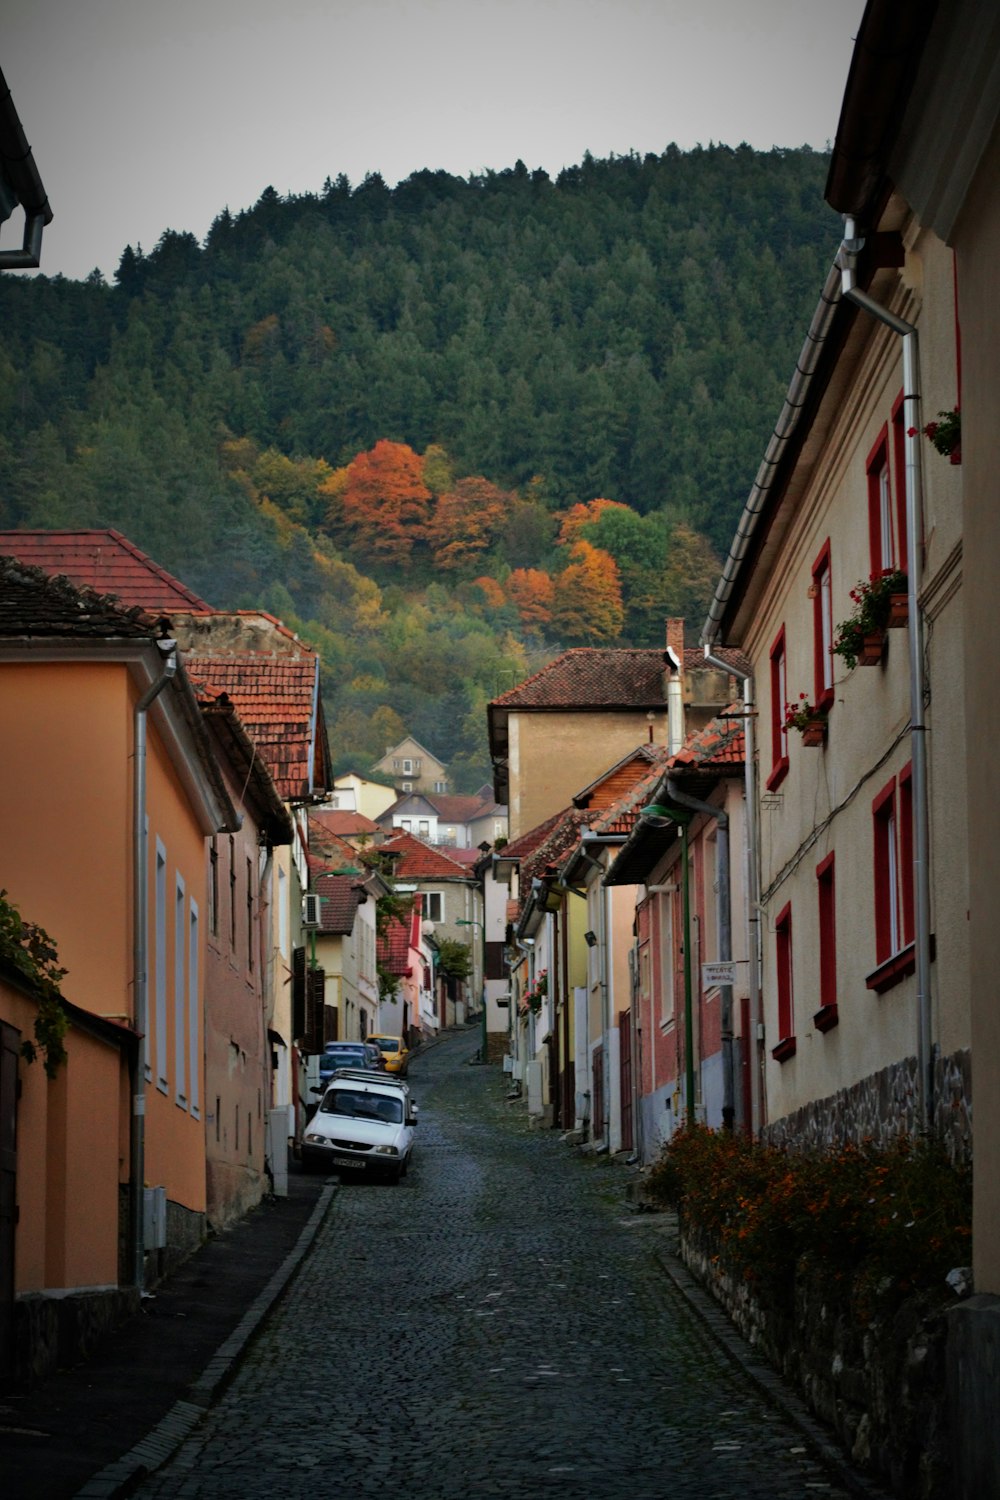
[664,619,686,755]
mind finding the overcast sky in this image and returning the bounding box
[4,0,866,283]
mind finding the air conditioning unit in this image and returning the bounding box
[302,892,321,929]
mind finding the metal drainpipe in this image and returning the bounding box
[839,217,933,1131]
[130,641,178,1293]
[703,653,762,1135]
[667,780,734,1130]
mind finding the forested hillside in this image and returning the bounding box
[0,144,839,786]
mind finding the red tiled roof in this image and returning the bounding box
[436,846,480,867]
[0,529,212,611]
[185,653,320,801]
[307,818,365,877]
[496,808,569,863]
[520,809,591,888]
[381,831,472,880]
[490,649,669,710]
[489,645,750,711]
[0,555,162,638]
[377,916,413,976]
[314,873,363,935]
[669,708,746,770]
[423,793,491,822]
[311,809,381,837]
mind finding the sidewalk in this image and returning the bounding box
[1,1167,332,1500]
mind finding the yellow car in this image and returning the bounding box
[367,1034,410,1075]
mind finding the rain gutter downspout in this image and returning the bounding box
[839,216,933,1131]
[130,640,178,1293]
[666,780,734,1131]
[703,649,762,1136]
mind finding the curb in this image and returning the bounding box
[653,1246,891,1499]
[73,1180,339,1500]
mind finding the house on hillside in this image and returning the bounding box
[0,559,239,1380]
[488,623,742,840]
[377,787,507,849]
[371,735,449,796]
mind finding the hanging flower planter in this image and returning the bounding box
[857,631,886,666]
[784,696,827,745]
[888,593,909,628]
[833,570,905,669]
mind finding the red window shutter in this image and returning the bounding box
[775,902,794,1042]
[899,765,914,946]
[816,854,836,1014]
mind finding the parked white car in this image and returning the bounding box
[302,1073,417,1182]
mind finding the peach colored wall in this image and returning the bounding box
[2,980,123,1294]
[0,664,132,1019]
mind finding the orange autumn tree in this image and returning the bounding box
[425,476,510,572]
[556,498,631,548]
[551,540,624,644]
[471,575,507,609]
[506,568,555,633]
[334,440,432,571]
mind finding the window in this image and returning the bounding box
[208,836,219,937]
[401,781,412,793]
[657,889,676,1026]
[189,903,200,1117]
[175,874,187,1106]
[424,891,444,923]
[891,390,909,575]
[155,841,168,1092]
[812,542,834,709]
[772,902,796,1060]
[400,818,412,832]
[403,759,413,774]
[767,626,789,791]
[867,425,896,574]
[869,766,916,994]
[278,866,289,959]
[246,855,254,972]
[418,819,430,838]
[434,781,448,793]
[228,835,237,950]
[815,854,838,1031]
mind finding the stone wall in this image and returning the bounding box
[762,1050,972,1165]
[13,1287,140,1388]
[680,1225,953,1499]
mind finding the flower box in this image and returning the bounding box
[887,594,908,628]
[800,719,827,746]
[857,631,885,666]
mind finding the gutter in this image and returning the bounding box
[700,262,843,648]
[0,65,53,269]
[130,639,178,1294]
[839,216,934,1131]
[704,648,763,1136]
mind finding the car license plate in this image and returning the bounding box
[332,1156,365,1169]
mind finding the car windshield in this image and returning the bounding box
[322,1050,367,1067]
[374,1039,399,1053]
[320,1090,403,1124]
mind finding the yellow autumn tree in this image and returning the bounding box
[551,541,624,644]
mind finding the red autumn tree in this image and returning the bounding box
[471,575,507,609]
[556,498,630,548]
[506,568,555,633]
[335,440,432,570]
[551,540,624,644]
[425,476,511,573]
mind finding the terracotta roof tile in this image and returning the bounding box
[495,809,568,862]
[311,809,382,837]
[185,653,319,801]
[377,916,412,976]
[0,555,162,639]
[314,873,363,935]
[490,646,750,712]
[381,831,473,880]
[0,529,212,610]
[669,708,746,770]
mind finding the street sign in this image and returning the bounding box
[702,961,738,987]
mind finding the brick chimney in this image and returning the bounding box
[666,618,686,668]
[664,618,686,754]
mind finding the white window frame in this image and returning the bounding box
[424,891,444,923]
[658,890,676,1027]
[175,873,187,1107]
[155,840,168,1093]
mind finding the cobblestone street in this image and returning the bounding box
[133,1029,867,1500]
